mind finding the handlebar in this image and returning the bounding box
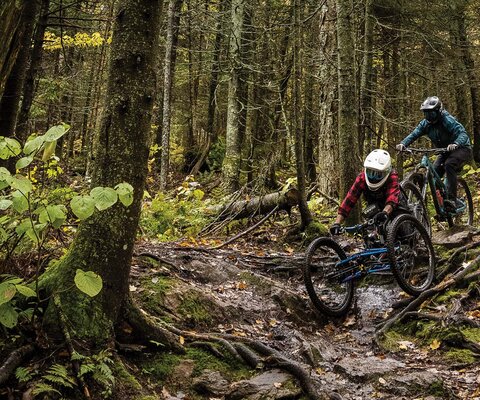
[342,218,378,234]
[401,147,447,155]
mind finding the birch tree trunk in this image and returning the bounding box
[159,0,183,190]
[222,0,245,193]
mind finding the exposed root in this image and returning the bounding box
[123,296,185,353]
[232,342,262,368]
[0,344,35,386]
[190,341,225,359]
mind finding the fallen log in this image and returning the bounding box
[206,188,299,221]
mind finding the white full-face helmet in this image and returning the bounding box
[364,149,392,190]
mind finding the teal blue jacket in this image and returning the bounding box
[401,110,471,148]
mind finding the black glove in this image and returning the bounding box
[374,211,389,224]
[396,143,406,152]
[329,223,342,235]
[447,143,458,152]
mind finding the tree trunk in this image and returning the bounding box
[293,0,312,228]
[40,0,162,342]
[358,0,374,158]
[317,1,338,198]
[336,0,360,223]
[159,0,183,190]
[222,0,246,193]
[0,0,38,171]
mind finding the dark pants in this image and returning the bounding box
[433,147,472,199]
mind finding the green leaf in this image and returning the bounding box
[90,187,118,211]
[74,269,103,297]
[15,219,32,236]
[0,227,7,244]
[44,124,70,142]
[0,303,18,328]
[193,189,204,201]
[70,195,96,220]
[15,156,34,170]
[11,191,28,213]
[0,282,17,305]
[115,182,134,207]
[0,137,22,159]
[15,284,36,298]
[23,135,45,155]
[42,140,56,162]
[38,205,66,228]
[0,167,11,181]
[10,176,33,195]
[0,199,12,210]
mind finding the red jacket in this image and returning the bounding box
[338,170,400,218]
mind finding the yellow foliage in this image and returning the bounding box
[43,31,107,51]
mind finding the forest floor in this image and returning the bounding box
[123,226,480,400]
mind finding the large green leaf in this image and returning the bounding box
[23,135,45,155]
[44,124,70,142]
[90,187,118,211]
[42,140,56,162]
[0,303,18,328]
[0,137,22,159]
[70,196,96,220]
[15,156,34,170]
[15,284,36,298]
[115,182,134,207]
[11,191,28,213]
[38,205,66,228]
[0,167,11,181]
[0,199,12,210]
[10,176,33,195]
[74,269,103,297]
[0,282,17,305]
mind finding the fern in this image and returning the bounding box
[32,382,61,396]
[15,366,33,383]
[79,363,95,376]
[43,364,76,389]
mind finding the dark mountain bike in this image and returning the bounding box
[303,212,435,317]
[401,147,473,227]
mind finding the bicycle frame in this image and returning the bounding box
[412,151,467,218]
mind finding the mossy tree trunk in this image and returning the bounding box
[40,0,162,342]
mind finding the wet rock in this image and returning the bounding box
[334,356,405,382]
[432,225,478,249]
[192,370,230,395]
[226,369,301,400]
[384,371,445,397]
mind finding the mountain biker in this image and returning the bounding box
[330,149,405,235]
[396,96,472,210]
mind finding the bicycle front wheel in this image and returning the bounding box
[400,180,431,236]
[304,237,354,317]
[386,214,435,296]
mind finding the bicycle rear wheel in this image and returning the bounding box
[400,180,431,235]
[386,214,435,296]
[304,237,354,317]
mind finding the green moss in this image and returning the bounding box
[427,380,446,396]
[135,276,174,316]
[178,292,213,324]
[185,348,250,380]
[238,271,269,292]
[304,221,329,242]
[113,360,141,391]
[141,352,182,383]
[135,396,159,400]
[461,327,480,343]
[435,289,463,304]
[378,330,413,352]
[444,348,477,364]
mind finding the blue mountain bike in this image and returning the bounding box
[402,147,473,227]
[303,213,435,317]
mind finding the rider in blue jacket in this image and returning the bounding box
[396,96,472,210]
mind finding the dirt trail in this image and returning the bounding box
[132,241,480,400]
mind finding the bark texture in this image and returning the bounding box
[40,0,162,342]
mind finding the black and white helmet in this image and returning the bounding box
[420,96,443,123]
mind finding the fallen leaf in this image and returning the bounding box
[430,339,441,350]
[273,382,282,388]
[343,315,356,327]
[151,277,159,284]
[129,285,137,292]
[378,377,387,385]
[179,336,185,345]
